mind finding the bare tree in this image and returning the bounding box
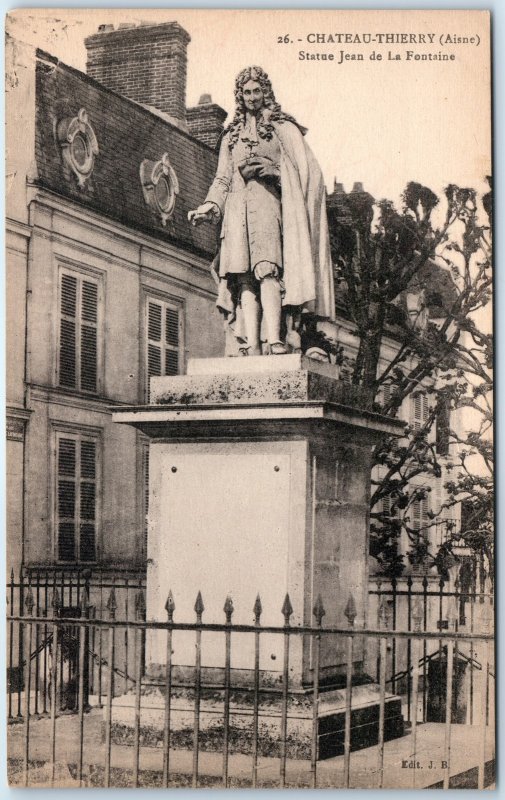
[327,178,493,575]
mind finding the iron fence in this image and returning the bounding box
[6,573,495,789]
[367,572,494,725]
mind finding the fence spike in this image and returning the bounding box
[224,595,234,623]
[165,590,175,620]
[313,594,326,626]
[194,590,205,617]
[106,588,117,618]
[281,593,293,624]
[135,589,146,620]
[10,567,14,583]
[344,593,357,627]
[253,593,263,623]
[25,587,35,615]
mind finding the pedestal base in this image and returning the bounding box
[109,683,404,761]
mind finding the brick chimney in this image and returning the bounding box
[85,21,190,124]
[186,94,227,149]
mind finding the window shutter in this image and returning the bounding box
[59,272,99,393]
[436,395,451,455]
[381,383,392,407]
[412,495,430,534]
[146,299,181,397]
[412,392,429,430]
[165,307,179,376]
[147,301,162,400]
[58,437,76,561]
[59,274,77,388]
[80,281,98,393]
[56,434,97,562]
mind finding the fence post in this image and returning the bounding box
[104,587,117,788]
[252,594,262,788]
[411,598,423,788]
[163,590,175,787]
[376,600,387,789]
[222,595,234,787]
[133,588,145,787]
[192,591,204,789]
[49,588,60,787]
[311,594,325,788]
[78,587,89,786]
[22,587,35,786]
[8,568,14,719]
[279,593,293,788]
[343,593,356,788]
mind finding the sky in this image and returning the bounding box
[5,8,492,206]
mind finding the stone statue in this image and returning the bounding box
[189,66,336,356]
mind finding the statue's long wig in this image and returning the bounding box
[226,66,305,149]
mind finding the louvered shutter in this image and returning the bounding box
[381,383,392,407]
[436,395,450,455]
[165,307,179,376]
[59,274,77,388]
[147,301,162,400]
[412,496,430,533]
[57,438,76,561]
[80,439,96,562]
[80,281,98,392]
[412,392,429,430]
[146,299,180,398]
[59,272,99,393]
[56,433,97,562]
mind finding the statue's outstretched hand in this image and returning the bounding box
[188,202,219,226]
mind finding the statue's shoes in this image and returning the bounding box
[270,342,288,355]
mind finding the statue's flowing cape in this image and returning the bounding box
[212,120,335,340]
[275,121,335,318]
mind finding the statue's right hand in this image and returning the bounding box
[188,202,218,226]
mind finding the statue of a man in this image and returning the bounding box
[189,66,335,355]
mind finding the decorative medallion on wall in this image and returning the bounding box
[57,108,99,188]
[140,153,180,226]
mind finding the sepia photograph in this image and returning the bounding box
[5,7,494,789]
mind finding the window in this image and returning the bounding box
[411,391,430,430]
[145,297,182,399]
[58,269,101,393]
[436,394,451,455]
[55,431,100,562]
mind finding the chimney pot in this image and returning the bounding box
[97,24,114,33]
[351,181,364,193]
[198,93,212,105]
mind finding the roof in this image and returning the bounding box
[34,49,218,260]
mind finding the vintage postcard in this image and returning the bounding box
[5,8,493,789]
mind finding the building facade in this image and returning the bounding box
[6,23,227,578]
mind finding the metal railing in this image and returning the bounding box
[6,578,495,789]
[368,573,494,725]
[7,567,146,718]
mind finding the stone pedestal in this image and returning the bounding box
[113,355,403,688]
